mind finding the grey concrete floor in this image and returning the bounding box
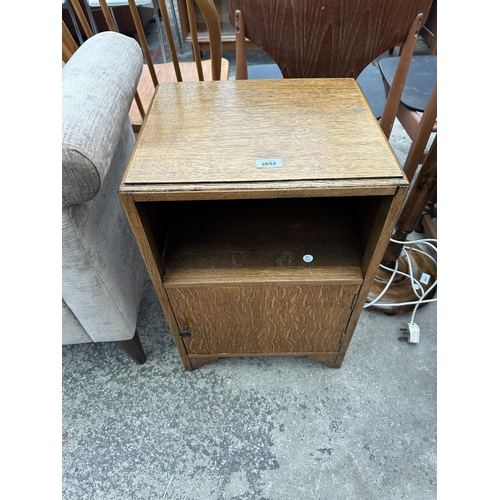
[62,17,438,500]
[62,276,436,500]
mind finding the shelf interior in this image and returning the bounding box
[145,198,365,286]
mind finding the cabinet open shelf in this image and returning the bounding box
[158,197,363,287]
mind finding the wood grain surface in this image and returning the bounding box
[123,79,403,186]
[121,179,404,201]
[228,0,433,79]
[168,283,360,355]
[129,58,230,131]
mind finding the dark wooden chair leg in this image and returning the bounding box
[414,185,437,234]
[366,136,437,314]
[116,330,147,364]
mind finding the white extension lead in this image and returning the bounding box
[364,237,437,343]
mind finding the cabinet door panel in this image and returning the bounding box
[168,284,359,355]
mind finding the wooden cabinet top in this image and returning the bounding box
[121,79,407,199]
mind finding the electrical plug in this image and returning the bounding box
[399,323,420,343]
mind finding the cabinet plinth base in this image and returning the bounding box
[186,353,340,370]
[308,354,338,368]
[188,356,219,370]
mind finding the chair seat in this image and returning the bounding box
[378,55,437,112]
[247,63,283,80]
[356,64,387,120]
[129,58,230,132]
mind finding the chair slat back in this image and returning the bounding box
[229,0,433,79]
[62,20,79,57]
[98,0,117,31]
[157,0,183,81]
[67,0,222,82]
[68,0,94,38]
[63,0,225,129]
[189,0,224,81]
[187,0,204,80]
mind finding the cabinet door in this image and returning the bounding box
[168,284,360,355]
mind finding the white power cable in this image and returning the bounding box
[364,259,400,308]
[364,237,437,342]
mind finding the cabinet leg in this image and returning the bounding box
[189,356,219,370]
[116,330,147,364]
[308,354,338,368]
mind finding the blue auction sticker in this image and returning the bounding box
[256,158,283,168]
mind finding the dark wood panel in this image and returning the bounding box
[228,0,433,79]
[162,198,363,285]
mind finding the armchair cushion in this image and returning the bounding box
[62,31,142,206]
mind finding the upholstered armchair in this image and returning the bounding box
[62,31,147,363]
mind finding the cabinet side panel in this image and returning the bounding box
[334,186,408,367]
[351,195,394,276]
[168,284,360,355]
[120,194,193,370]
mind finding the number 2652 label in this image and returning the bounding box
[256,158,283,168]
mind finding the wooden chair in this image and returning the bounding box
[378,53,437,239]
[64,0,229,132]
[62,0,84,44]
[230,0,434,140]
[367,135,437,313]
[379,55,437,181]
[63,20,81,63]
[87,0,162,44]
